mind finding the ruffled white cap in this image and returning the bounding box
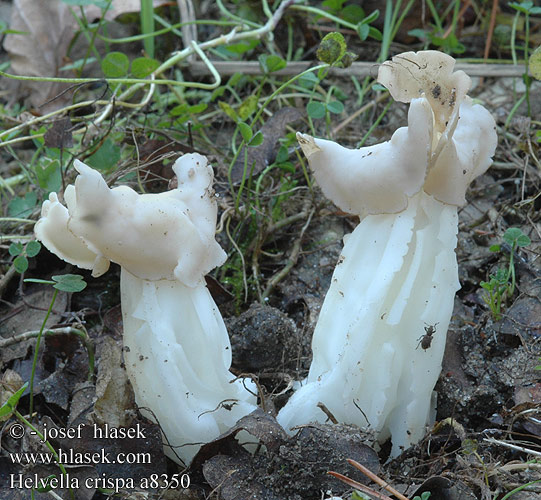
[35,153,226,287]
[298,50,497,214]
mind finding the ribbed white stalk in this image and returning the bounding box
[277,191,459,456]
[121,269,257,465]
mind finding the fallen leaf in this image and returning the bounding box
[230,107,302,184]
[192,408,288,471]
[44,116,74,149]
[0,369,24,407]
[203,455,281,500]
[2,0,169,112]
[92,335,135,428]
[3,0,82,112]
[68,381,96,427]
[0,287,68,370]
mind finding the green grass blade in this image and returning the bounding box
[140,0,155,58]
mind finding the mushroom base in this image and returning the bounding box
[277,191,460,456]
[120,269,257,465]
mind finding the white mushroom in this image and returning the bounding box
[277,51,497,456]
[35,154,257,465]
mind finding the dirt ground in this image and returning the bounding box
[1,1,541,499]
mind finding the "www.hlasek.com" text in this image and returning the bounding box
[10,448,151,465]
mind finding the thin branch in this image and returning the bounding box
[0,265,17,298]
[0,327,95,380]
[484,437,541,458]
[261,201,314,300]
[189,60,532,78]
[327,470,395,500]
[348,459,411,500]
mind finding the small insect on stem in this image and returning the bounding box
[416,322,439,350]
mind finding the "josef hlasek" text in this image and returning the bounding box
[36,423,146,442]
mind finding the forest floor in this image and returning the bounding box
[0,1,540,499]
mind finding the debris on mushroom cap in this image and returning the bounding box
[296,97,433,217]
[299,50,497,211]
[377,50,471,133]
[35,154,226,286]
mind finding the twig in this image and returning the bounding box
[261,201,314,300]
[348,459,411,500]
[317,402,338,424]
[332,93,389,135]
[494,462,541,475]
[484,437,541,458]
[177,0,197,58]
[0,265,17,298]
[327,470,395,500]
[189,60,532,78]
[442,0,472,39]
[0,327,95,381]
[484,0,499,63]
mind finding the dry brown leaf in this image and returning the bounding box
[231,107,302,184]
[92,335,135,428]
[3,0,79,111]
[105,0,170,19]
[2,0,169,112]
[0,287,68,370]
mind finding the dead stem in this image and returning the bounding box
[348,459,411,500]
[261,200,314,300]
[331,92,389,136]
[484,437,541,458]
[327,470,395,500]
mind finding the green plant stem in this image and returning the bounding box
[380,0,398,62]
[154,12,184,38]
[524,12,531,116]
[14,410,75,500]
[425,0,444,30]
[226,63,328,192]
[254,164,276,212]
[504,93,526,128]
[0,234,34,242]
[290,4,364,33]
[389,0,415,48]
[29,289,58,419]
[261,0,273,19]
[69,3,109,75]
[0,63,215,88]
[140,0,155,57]
[507,243,517,296]
[216,0,261,28]
[510,8,520,100]
[0,217,36,224]
[97,19,237,44]
[358,99,392,147]
[225,216,248,301]
[499,479,541,500]
[0,327,95,381]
